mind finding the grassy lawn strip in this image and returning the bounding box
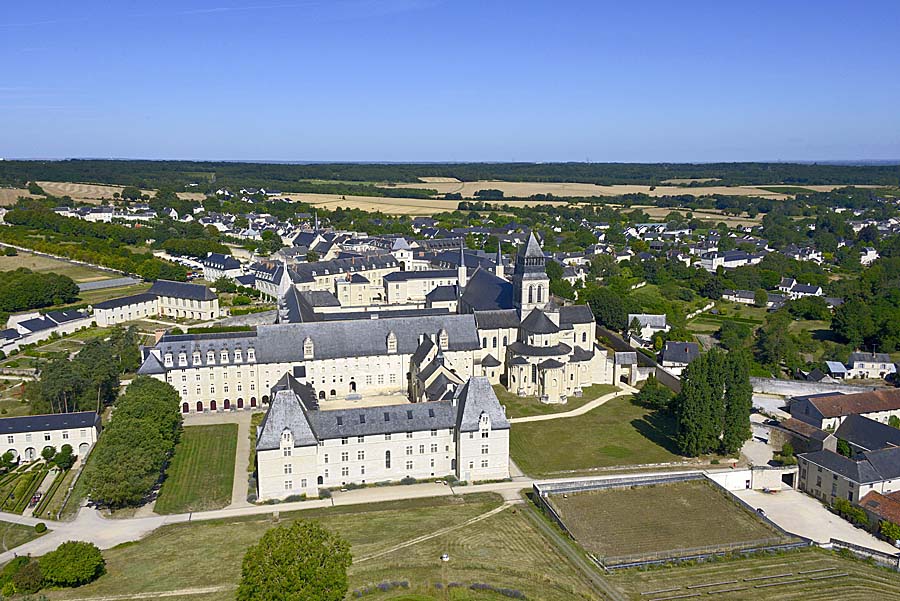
[494,384,619,419]
[155,424,238,514]
[607,546,900,600]
[0,520,45,552]
[510,395,684,476]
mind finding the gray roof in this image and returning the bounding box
[455,376,509,432]
[0,411,99,435]
[45,310,87,324]
[203,253,240,270]
[148,280,216,301]
[849,351,893,364]
[18,318,55,333]
[507,341,572,357]
[0,329,19,341]
[480,353,501,368]
[661,341,700,365]
[570,346,595,362]
[800,450,884,484]
[256,389,319,450]
[559,304,594,325]
[865,447,900,480]
[520,308,559,334]
[308,401,456,439]
[426,285,459,302]
[520,232,544,259]
[539,358,566,369]
[137,352,167,375]
[459,268,514,312]
[298,290,341,307]
[615,351,638,365]
[628,314,667,328]
[93,292,158,310]
[835,414,900,452]
[254,314,479,362]
[383,269,456,282]
[423,373,459,401]
[474,309,520,330]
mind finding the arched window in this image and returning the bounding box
[582,332,587,343]
[531,364,537,383]
[303,337,314,359]
[502,336,508,345]
[482,337,487,348]
[528,286,534,304]
[537,285,542,303]
[385,450,391,469]
[492,337,497,348]
[318,390,325,400]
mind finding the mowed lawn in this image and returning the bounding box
[0,519,45,551]
[0,250,116,283]
[549,480,783,561]
[509,395,683,476]
[155,424,238,514]
[494,383,619,419]
[44,493,598,601]
[608,546,900,601]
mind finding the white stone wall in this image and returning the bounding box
[456,427,509,482]
[94,298,159,327]
[157,296,219,320]
[2,424,98,462]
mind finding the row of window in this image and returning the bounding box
[163,348,256,368]
[7,430,88,444]
[335,430,446,445]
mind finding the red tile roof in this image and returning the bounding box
[808,388,900,418]
[860,491,900,525]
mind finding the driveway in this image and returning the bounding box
[732,488,899,554]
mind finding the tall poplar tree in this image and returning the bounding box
[722,351,753,454]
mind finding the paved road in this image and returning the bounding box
[508,384,638,424]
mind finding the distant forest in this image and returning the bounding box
[0,159,898,191]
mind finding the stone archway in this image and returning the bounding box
[77,443,89,456]
[224,399,231,410]
[196,401,204,412]
[237,398,244,409]
[349,381,357,393]
[182,402,189,414]
[23,447,36,461]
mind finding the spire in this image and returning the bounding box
[495,244,504,278]
[457,240,467,289]
[521,231,543,258]
[314,211,319,232]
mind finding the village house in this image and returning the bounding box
[789,388,900,430]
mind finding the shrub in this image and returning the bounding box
[11,560,42,594]
[399,476,417,485]
[283,494,306,503]
[39,541,105,587]
[35,522,47,533]
[319,488,332,499]
[0,556,29,588]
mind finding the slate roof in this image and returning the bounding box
[661,341,700,365]
[308,400,457,439]
[520,308,559,334]
[480,353,501,368]
[865,446,900,480]
[426,285,459,302]
[148,280,216,301]
[474,309,520,330]
[256,389,319,450]
[455,376,509,432]
[298,290,341,307]
[0,329,19,341]
[45,310,87,324]
[559,304,594,325]
[459,267,514,312]
[18,318,55,333]
[93,292,159,310]
[834,414,900,451]
[570,346,594,362]
[849,351,893,364]
[136,352,166,375]
[507,341,572,357]
[778,418,829,440]
[806,388,900,418]
[520,232,544,258]
[538,358,566,369]
[383,269,456,282]
[203,253,241,270]
[424,373,458,401]
[800,450,884,484]
[0,411,99,434]
[628,314,667,329]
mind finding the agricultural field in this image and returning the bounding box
[493,383,619,419]
[73,281,153,307]
[154,424,238,514]
[281,191,568,215]
[607,546,900,601]
[35,181,206,203]
[388,180,796,200]
[0,249,117,283]
[549,480,786,565]
[0,519,45,552]
[509,395,687,477]
[0,188,39,206]
[44,493,599,601]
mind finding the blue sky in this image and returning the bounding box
[2,1,899,162]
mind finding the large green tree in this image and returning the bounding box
[721,352,753,454]
[237,520,352,601]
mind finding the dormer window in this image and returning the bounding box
[178,352,187,366]
[247,348,255,362]
[207,351,215,364]
[303,337,314,359]
[386,331,397,354]
[281,429,292,445]
[220,350,229,363]
[479,411,491,431]
[438,329,448,350]
[164,353,173,367]
[234,349,243,362]
[192,351,201,365]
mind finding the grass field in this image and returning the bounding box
[44,493,598,601]
[0,188,39,206]
[154,424,238,514]
[509,395,686,477]
[607,547,900,600]
[73,281,152,307]
[0,249,116,283]
[549,480,783,562]
[0,519,44,552]
[493,384,619,418]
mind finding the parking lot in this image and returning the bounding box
[732,488,899,554]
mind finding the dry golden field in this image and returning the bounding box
[281,192,568,215]
[417,176,461,183]
[628,205,764,226]
[660,177,721,184]
[36,181,204,203]
[0,189,39,206]
[387,180,794,199]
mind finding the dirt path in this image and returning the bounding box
[46,585,235,601]
[355,502,514,563]
[508,385,637,424]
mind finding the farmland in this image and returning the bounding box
[36,181,205,203]
[607,547,900,601]
[154,424,238,514]
[0,188,39,206]
[548,479,785,563]
[509,395,687,477]
[0,249,118,283]
[44,492,599,601]
[281,191,569,215]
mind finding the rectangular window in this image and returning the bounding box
[357,450,365,461]
[6,436,12,444]
[283,448,292,457]
[419,444,425,454]
[44,433,51,442]
[357,436,364,444]
[481,444,489,455]
[430,458,435,468]
[284,480,292,490]
[431,429,437,437]
[406,446,413,456]
[384,434,391,441]
[324,454,329,464]
[341,452,349,462]
[301,478,307,488]
[406,461,413,470]
[431,444,438,453]
[25,433,32,443]
[481,431,489,439]
[406,431,413,439]
[360,466,365,475]
[341,437,348,445]
[284,464,292,475]
[341,467,349,477]
[481,459,489,468]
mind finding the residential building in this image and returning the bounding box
[798,446,900,504]
[92,280,220,327]
[0,411,100,462]
[659,341,699,377]
[846,352,897,380]
[789,389,900,430]
[202,253,243,282]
